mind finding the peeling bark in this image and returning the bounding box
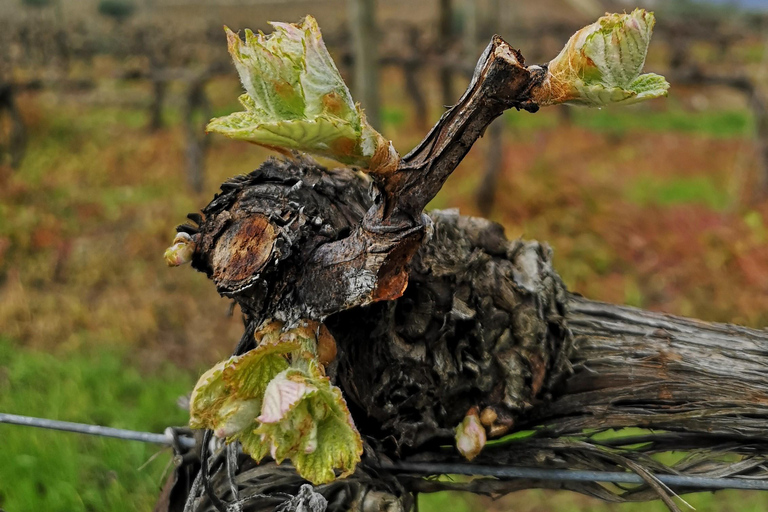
[165,31,768,512]
[547,296,768,437]
[330,209,572,452]
[171,156,768,512]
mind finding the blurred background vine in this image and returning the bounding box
[1,0,768,510]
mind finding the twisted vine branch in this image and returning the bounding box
[158,13,768,512]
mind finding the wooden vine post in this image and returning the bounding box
[156,11,768,512]
[0,82,27,169]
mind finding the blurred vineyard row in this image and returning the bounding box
[1,0,768,511]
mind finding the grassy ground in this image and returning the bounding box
[2,70,768,510]
[0,336,192,512]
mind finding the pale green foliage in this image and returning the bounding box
[543,9,669,107]
[207,17,397,172]
[188,322,362,485]
[255,368,362,484]
[188,337,296,438]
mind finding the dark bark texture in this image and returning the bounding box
[330,208,572,452]
[165,33,768,512]
[172,157,768,512]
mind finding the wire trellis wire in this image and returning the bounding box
[4,412,768,492]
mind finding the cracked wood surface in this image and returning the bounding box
[165,31,768,512]
[547,296,768,436]
[173,157,768,512]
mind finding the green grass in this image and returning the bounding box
[502,105,753,139]
[504,108,560,131]
[625,175,731,210]
[381,105,408,128]
[0,337,194,512]
[420,490,479,512]
[416,481,768,512]
[573,108,752,138]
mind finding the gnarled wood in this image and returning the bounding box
[165,29,768,512]
[548,295,768,437]
[170,157,768,512]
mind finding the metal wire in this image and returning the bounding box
[0,412,196,449]
[381,461,768,491]
[4,411,768,493]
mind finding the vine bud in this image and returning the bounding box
[164,232,195,266]
[536,9,669,107]
[206,16,398,174]
[455,407,487,461]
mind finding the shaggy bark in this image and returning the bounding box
[170,156,768,512]
[330,209,572,452]
[164,33,768,512]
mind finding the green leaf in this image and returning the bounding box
[212,398,262,439]
[258,369,318,425]
[255,368,362,484]
[188,335,299,436]
[207,113,363,165]
[188,360,228,430]
[541,9,669,107]
[292,402,360,484]
[626,73,670,103]
[237,426,271,462]
[223,337,300,398]
[582,11,653,88]
[188,321,360,484]
[207,16,397,173]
